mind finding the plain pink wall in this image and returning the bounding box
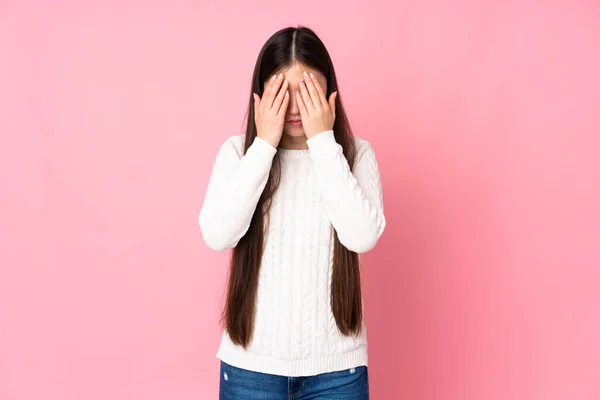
[1,1,599,399]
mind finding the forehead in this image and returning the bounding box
[284,64,323,77]
[269,63,327,82]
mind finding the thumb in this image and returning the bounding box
[329,91,337,117]
[253,93,260,110]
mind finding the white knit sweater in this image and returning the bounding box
[198,130,386,377]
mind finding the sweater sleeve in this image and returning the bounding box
[198,135,277,251]
[306,130,386,253]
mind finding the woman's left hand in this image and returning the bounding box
[297,70,338,139]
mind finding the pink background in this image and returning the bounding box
[1,1,599,399]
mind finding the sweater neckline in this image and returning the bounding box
[277,147,311,158]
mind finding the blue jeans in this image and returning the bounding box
[219,360,370,399]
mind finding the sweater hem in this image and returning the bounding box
[215,333,368,377]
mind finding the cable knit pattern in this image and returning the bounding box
[198,130,386,377]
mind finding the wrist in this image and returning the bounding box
[306,130,336,146]
[256,133,279,149]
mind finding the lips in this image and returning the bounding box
[287,119,301,122]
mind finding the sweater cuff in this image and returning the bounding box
[252,136,278,157]
[306,130,336,149]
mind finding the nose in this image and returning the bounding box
[286,90,299,115]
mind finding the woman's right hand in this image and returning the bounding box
[253,73,290,148]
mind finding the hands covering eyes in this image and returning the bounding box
[253,70,338,148]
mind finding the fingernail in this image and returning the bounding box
[310,72,314,78]
[271,75,276,81]
[303,71,309,76]
[278,73,283,79]
[300,78,304,83]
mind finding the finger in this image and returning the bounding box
[263,73,277,96]
[304,71,324,107]
[296,90,308,120]
[277,89,290,116]
[272,79,289,112]
[270,73,284,97]
[299,78,314,112]
[264,73,283,109]
[309,72,328,106]
[328,91,337,120]
[253,93,260,111]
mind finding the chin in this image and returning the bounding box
[283,128,306,137]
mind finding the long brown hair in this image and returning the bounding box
[222,26,363,348]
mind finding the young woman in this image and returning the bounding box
[199,25,386,399]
